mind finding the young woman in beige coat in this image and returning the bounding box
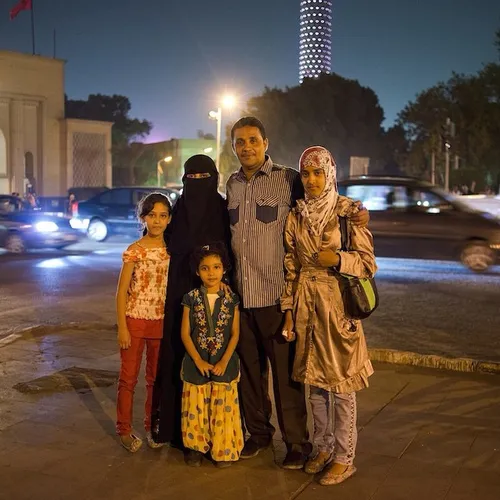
[281,146,377,486]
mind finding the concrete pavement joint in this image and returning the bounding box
[0,322,116,348]
[290,476,315,500]
[369,348,500,375]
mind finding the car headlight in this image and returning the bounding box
[35,221,59,232]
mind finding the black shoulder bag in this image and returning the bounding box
[337,216,379,320]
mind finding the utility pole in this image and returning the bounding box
[431,150,436,185]
[443,117,455,191]
[444,142,450,191]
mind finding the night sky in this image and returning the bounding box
[1,0,499,142]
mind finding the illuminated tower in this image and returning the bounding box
[299,0,332,83]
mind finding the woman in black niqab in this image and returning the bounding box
[151,155,231,446]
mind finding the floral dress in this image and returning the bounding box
[180,287,244,462]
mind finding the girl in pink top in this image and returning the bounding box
[115,192,172,452]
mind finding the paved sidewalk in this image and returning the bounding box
[1,328,500,500]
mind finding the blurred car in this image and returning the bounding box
[0,195,81,253]
[68,186,110,202]
[70,186,180,242]
[36,196,68,217]
[338,176,500,272]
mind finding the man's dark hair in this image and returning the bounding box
[230,116,267,142]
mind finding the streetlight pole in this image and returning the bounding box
[209,109,222,170]
[209,95,235,171]
[215,107,222,170]
[157,156,172,187]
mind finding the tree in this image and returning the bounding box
[397,27,500,191]
[244,73,385,177]
[375,125,409,175]
[65,94,152,185]
[197,130,216,141]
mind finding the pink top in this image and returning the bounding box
[122,242,170,320]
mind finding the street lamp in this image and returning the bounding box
[157,156,172,187]
[208,95,235,170]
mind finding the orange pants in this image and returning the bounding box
[116,335,161,436]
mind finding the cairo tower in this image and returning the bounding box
[299,0,332,83]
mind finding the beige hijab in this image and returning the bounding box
[297,146,338,237]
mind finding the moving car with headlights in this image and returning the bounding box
[0,195,81,253]
[70,187,180,242]
[338,176,500,272]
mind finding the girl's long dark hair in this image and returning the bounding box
[137,192,172,236]
[190,241,231,275]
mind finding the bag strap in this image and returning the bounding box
[339,216,351,251]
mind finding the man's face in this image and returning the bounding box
[232,126,269,175]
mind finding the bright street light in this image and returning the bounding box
[222,95,236,108]
[157,156,173,187]
[208,94,236,170]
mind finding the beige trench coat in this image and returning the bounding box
[280,196,377,393]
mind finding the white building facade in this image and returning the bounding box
[0,50,112,196]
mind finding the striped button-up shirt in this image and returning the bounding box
[226,156,303,309]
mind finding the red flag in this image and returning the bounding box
[9,0,32,20]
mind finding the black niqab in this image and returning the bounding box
[166,155,227,255]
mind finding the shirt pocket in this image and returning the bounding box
[256,196,279,224]
[228,200,240,226]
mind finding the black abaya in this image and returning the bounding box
[151,155,231,445]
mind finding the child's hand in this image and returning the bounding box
[118,328,131,349]
[282,314,296,342]
[211,360,228,376]
[195,359,214,377]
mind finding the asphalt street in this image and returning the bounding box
[1,238,499,361]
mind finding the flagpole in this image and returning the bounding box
[30,0,35,55]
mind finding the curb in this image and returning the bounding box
[369,348,500,375]
[0,322,116,348]
[2,326,500,375]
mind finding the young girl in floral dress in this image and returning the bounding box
[115,192,172,452]
[180,242,243,467]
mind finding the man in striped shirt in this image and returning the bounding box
[226,116,368,469]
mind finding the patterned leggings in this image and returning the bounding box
[309,387,357,465]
